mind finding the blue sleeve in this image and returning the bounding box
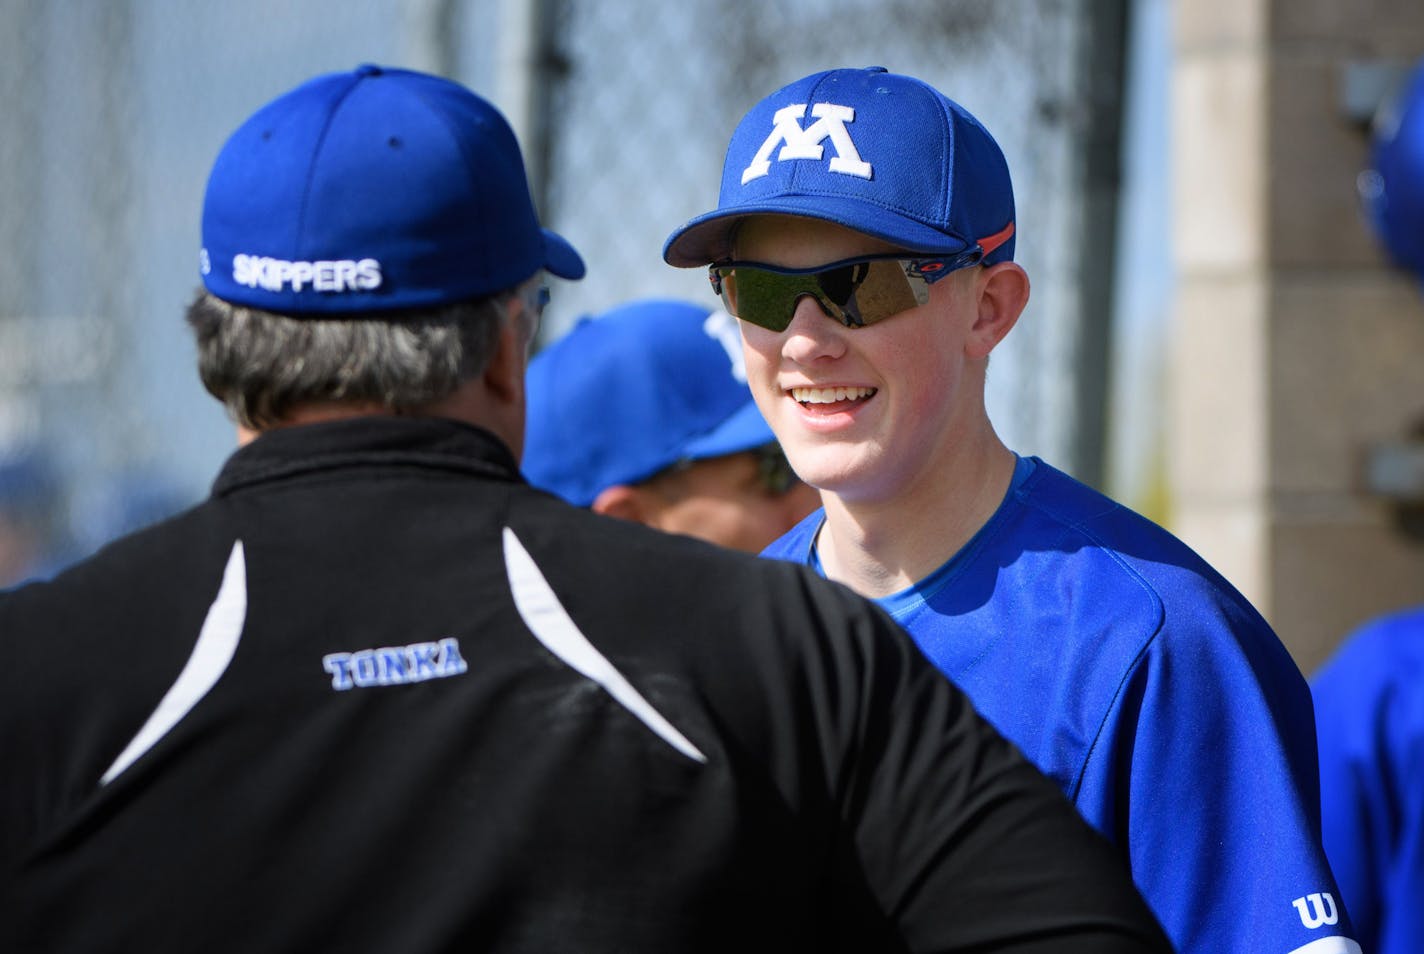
[1078,604,1360,954]
[1312,609,1424,954]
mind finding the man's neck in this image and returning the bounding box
[234,377,520,455]
[236,402,389,447]
[816,439,1017,599]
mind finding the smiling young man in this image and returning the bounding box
[665,65,1360,954]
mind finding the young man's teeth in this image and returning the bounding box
[791,386,875,404]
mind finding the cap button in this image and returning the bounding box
[355,64,384,77]
[864,66,888,73]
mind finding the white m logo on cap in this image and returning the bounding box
[741,102,873,184]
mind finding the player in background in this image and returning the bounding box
[1314,607,1424,954]
[1311,55,1424,954]
[0,448,65,589]
[523,298,818,553]
[664,65,1357,954]
[0,64,1172,953]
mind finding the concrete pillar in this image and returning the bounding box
[1171,1,1424,674]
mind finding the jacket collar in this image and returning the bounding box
[212,415,522,497]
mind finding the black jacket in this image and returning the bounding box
[0,416,1169,953]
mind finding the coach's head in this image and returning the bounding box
[190,64,584,456]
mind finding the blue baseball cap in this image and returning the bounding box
[200,64,584,315]
[664,66,1015,268]
[522,299,776,507]
[1361,58,1424,280]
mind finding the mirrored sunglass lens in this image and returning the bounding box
[721,260,931,331]
[852,260,928,320]
[722,269,814,332]
[813,262,865,307]
[713,267,738,316]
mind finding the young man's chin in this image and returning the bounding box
[783,448,874,500]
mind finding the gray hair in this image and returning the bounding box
[186,291,513,430]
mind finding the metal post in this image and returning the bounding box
[497,0,556,216]
[1071,0,1131,490]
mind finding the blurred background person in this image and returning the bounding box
[0,447,190,590]
[65,468,193,561]
[523,298,819,552]
[1314,606,1424,954]
[1312,54,1424,954]
[0,446,66,589]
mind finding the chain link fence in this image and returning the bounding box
[540,0,1127,485]
[0,0,1132,584]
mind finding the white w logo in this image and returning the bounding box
[741,102,873,185]
[1292,893,1339,930]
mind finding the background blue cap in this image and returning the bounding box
[664,66,1015,268]
[523,299,776,507]
[1362,58,1424,281]
[201,64,584,315]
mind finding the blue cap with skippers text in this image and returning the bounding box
[201,64,584,315]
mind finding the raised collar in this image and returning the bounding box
[212,416,522,497]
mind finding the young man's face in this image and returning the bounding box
[731,215,987,505]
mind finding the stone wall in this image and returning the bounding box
[1171,1,1424,674]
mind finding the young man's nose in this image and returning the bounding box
[781,295,848,363]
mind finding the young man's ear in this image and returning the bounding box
[591,484,659,526]
[965,262,1031,360]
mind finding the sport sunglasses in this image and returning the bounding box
[708,249,984,332]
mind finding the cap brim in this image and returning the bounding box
[681,398,776,462]
[543,228,586,280]
[663,195,976,268]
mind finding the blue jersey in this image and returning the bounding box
[1312,606,1424,954]
[765,456,1358,954]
